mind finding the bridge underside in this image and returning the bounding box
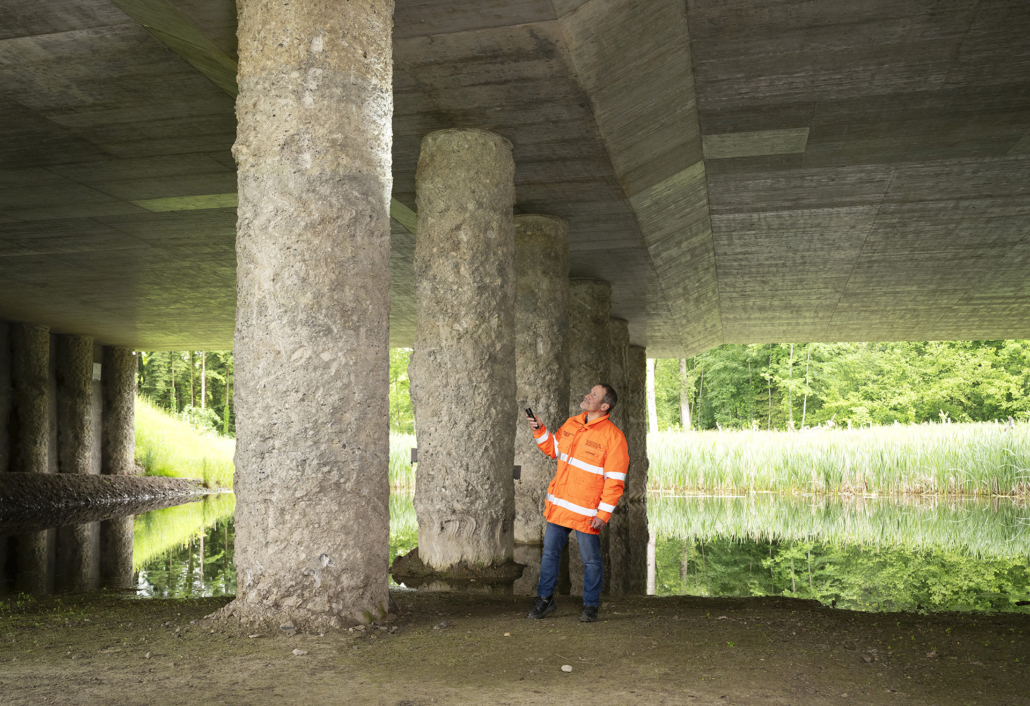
[1,0,1029,357]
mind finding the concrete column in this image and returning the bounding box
[56,335,94,475]
[604,500,648,596]
[100,350,136,586]
[56,522,100,593]
[11,324,52,593]
[229,0,394,628]
[567,279,612,415]
[100,516,135,590]
[1,320,10,473]
[608,318,630,430]
[102,347,137,475]
[514,215,570,545]
[410,128,517,571]
[624,345,650,500]
[11,324,49,474]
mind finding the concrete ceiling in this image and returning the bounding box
[0,0,1028,356]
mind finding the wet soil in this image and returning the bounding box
[1,591,1028,705]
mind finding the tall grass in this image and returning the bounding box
[390,432,417,490]
[133,492,236,570]
[648,423,1030,496]
[135,396,236,488]
[649,494,1030,559]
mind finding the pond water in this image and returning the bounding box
[4,492,1029,613]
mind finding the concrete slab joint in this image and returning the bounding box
[513,214,570,545]
[406,128,520,576]
[226,0,394,629]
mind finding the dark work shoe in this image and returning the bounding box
[527,595,558,619]
[579,606,599,623]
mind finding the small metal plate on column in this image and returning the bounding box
[411,448,417,463]
[513,465,521,480]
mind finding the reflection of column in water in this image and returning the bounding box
[605,500,649,596]
[512,543,543,596]
[56,521,100,592]
[15,530,54,594]
[646,529,656,596]
[100,516,134,590]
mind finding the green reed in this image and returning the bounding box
[135,396,236,488]
[648,422,1030,496]
[648,494,1030,559]
[133,492,236,570]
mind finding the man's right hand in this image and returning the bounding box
[527,413,542,431]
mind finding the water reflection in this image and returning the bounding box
[4,490,1028,614]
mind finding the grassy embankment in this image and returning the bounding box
[135,396,235,489]
[390,422,1030,497]
[648,422,1030,496]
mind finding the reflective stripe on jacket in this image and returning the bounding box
[532,412,629,534]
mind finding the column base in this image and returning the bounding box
[390,547,524,590]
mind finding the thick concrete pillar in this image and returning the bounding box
[11,324,52,593]
[11,324,49,475]
[228,0,394,628]
[410,128,517,571]
[514,215,570,545]
[564,280,611,593]
[567,279,612,415]
[100,349,137,588]
[604,500,648,596]
[56,335,94,475]
[1,320,10,473]
[607,318,629,430]
[624,345,650,500]
[102,347,137,475]
[100,516,135,590]
[55,335,99,592]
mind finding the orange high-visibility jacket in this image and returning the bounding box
[532,412,629,534]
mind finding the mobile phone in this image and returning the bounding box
[525,407,535,419]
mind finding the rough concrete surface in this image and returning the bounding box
[513,214,570,545]
[55,335,94,476]
[9,324,49,476]
[623,344,650,501]
[607,317,630,431]
[567,278,612,416]
[101,347,136,475]
[228,0,394,629]
[410,128,518,571]
[0,321,9,474]
[99,516,134,590]
[603,499,648,596]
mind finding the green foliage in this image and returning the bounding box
[135,395,236,488]
[133,493,236,571]
[390,348,415,433]
[648,422,1030,495]
[655,536,1030,613]
[138,350,235,437]
[656,340,1030,431]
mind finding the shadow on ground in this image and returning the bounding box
[1,592,1028,705]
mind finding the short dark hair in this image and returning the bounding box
[599,383,618,414]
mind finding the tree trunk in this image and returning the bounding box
[767,354,772,430]
[801,344,811,429]
[189,351,195,408]
[787,344,794,430]
[201,351,206,409]
[646,358,659,433]
[170,353,176,413]
[223,358,231,436]
[678,358,691,431]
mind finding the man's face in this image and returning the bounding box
[580,385,609,414]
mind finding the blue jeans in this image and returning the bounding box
[537,521,603,607]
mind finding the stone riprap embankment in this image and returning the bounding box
[0,474,215,534]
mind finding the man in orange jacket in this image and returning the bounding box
[525,383,629,622]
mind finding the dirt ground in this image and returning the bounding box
[1,591,1028,705]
